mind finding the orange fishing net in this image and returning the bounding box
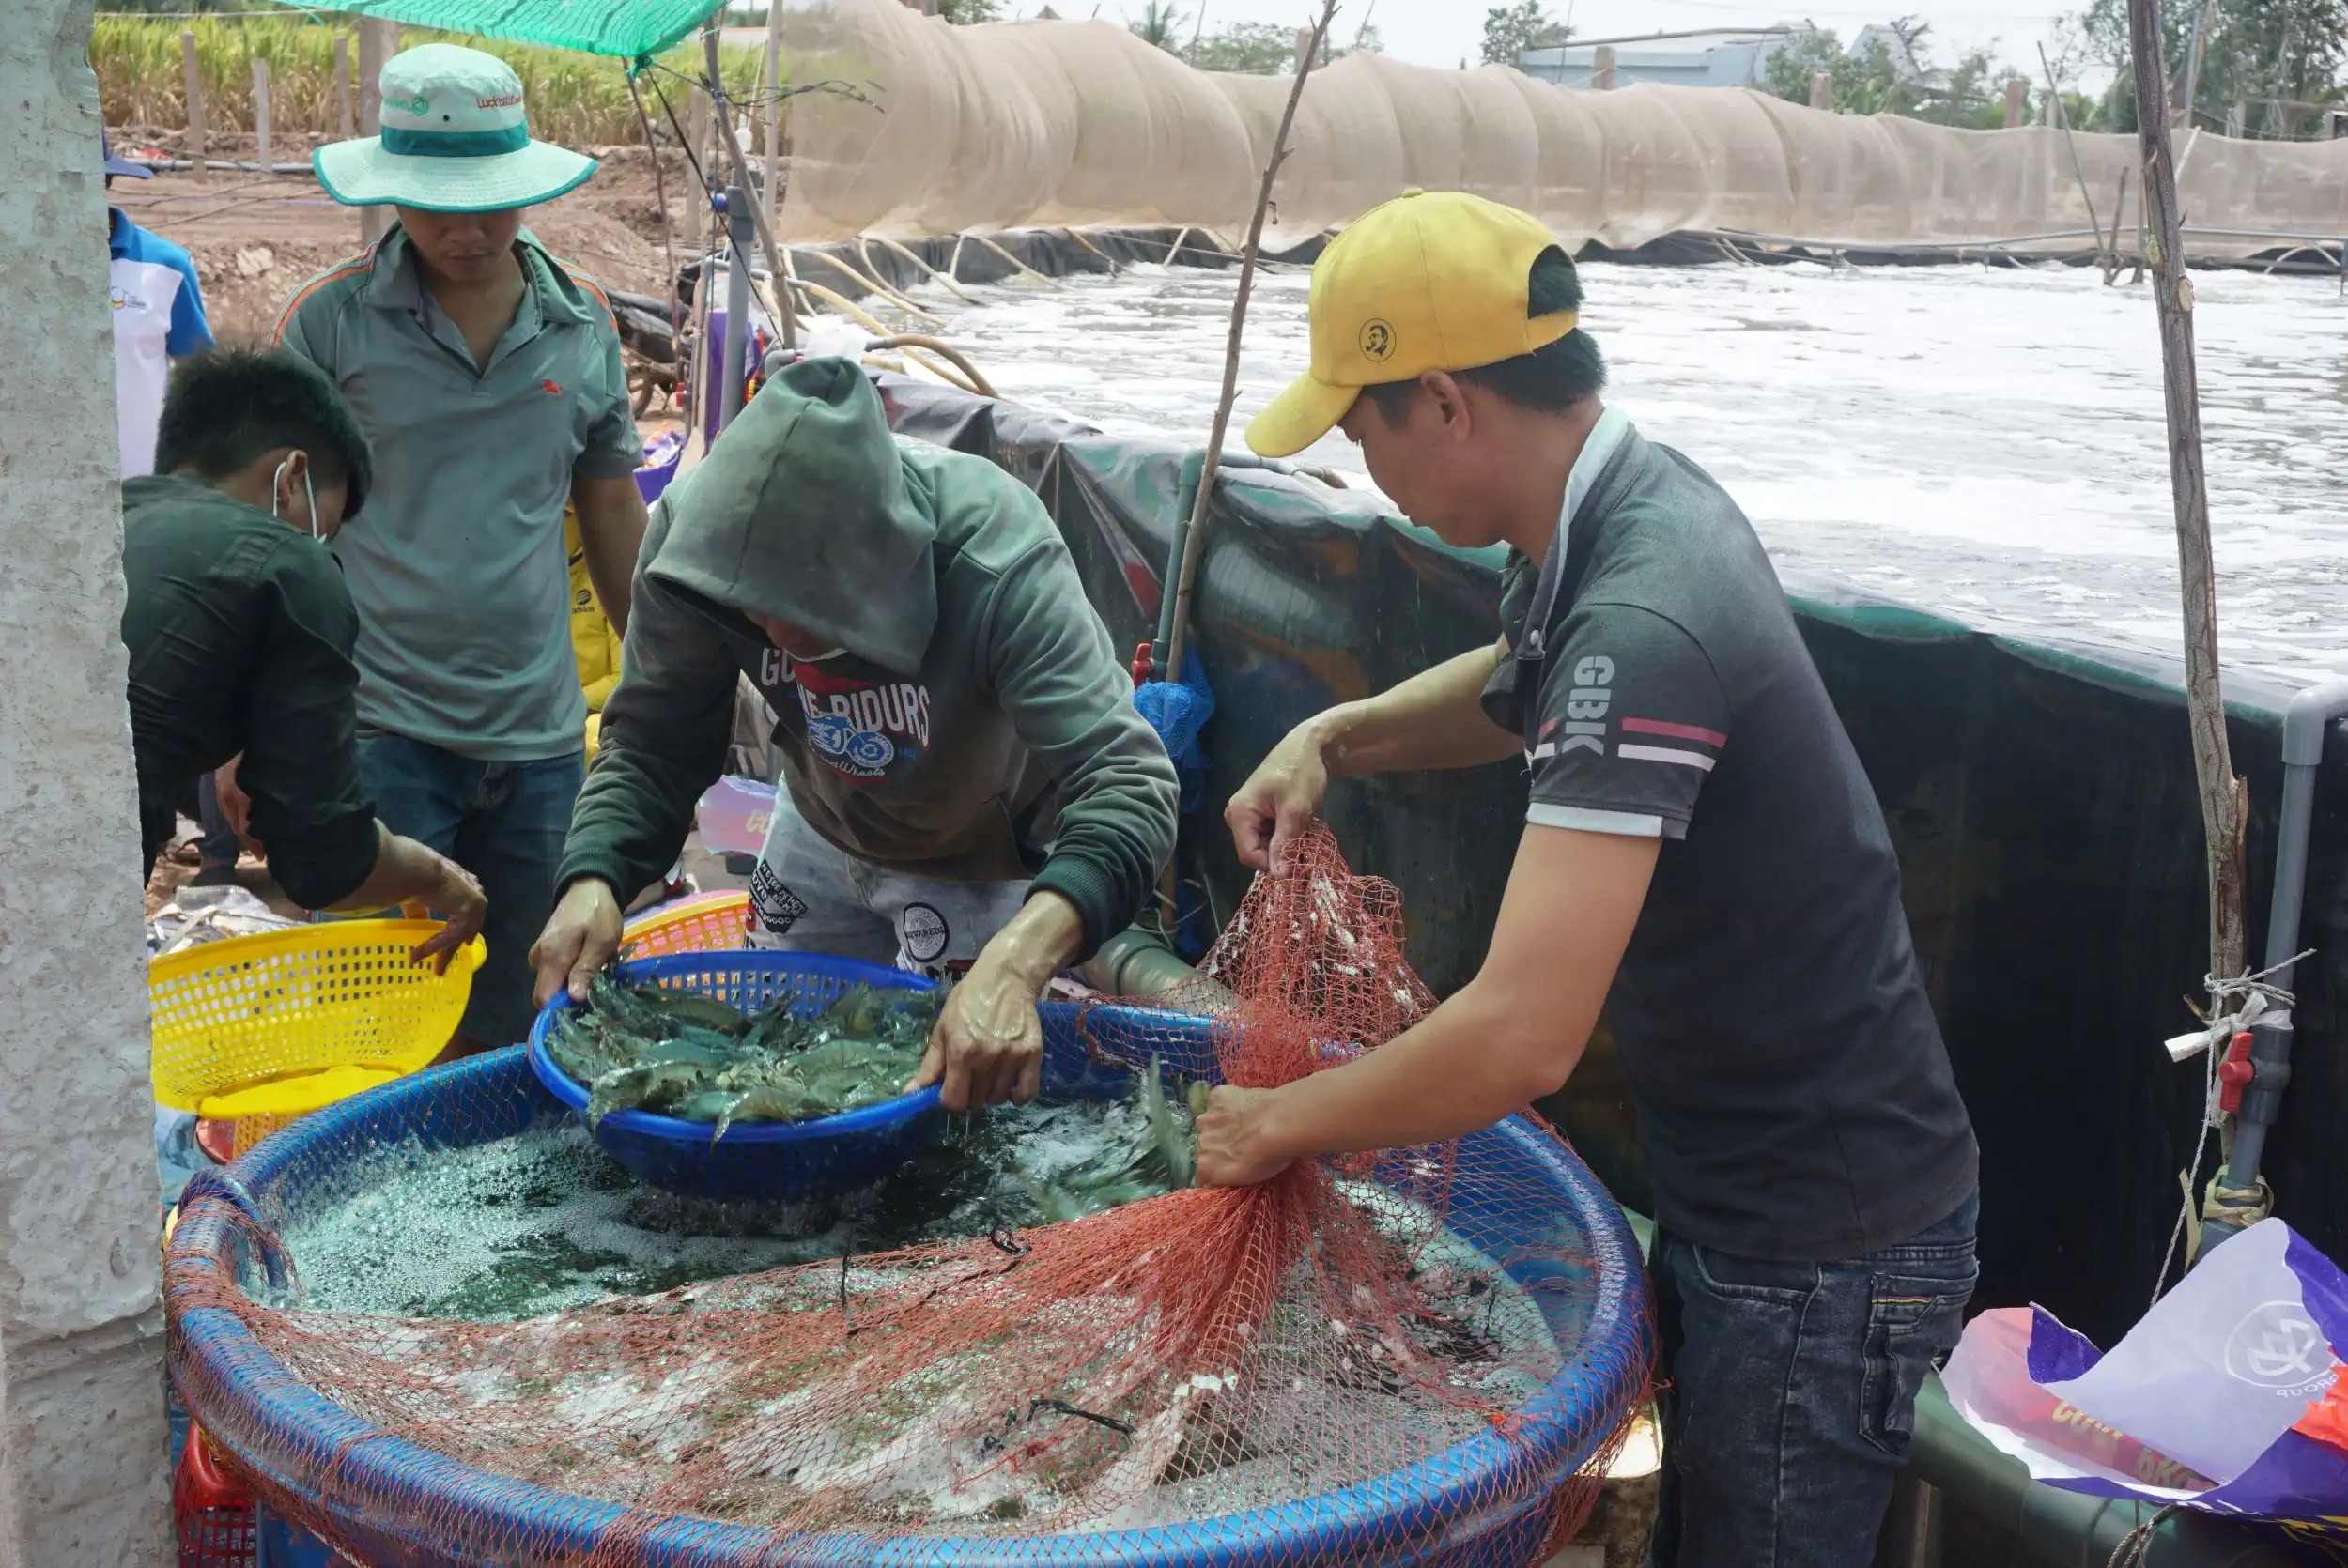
[167,827,1651,1564]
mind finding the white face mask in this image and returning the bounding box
[270,454,321,540]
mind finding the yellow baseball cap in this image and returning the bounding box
[1245,189,1578,459]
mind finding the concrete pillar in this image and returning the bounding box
[2003,76,2028,128]
[1591,44,1617,90]
[1809,70,1831,110]
[0,1,173,1560]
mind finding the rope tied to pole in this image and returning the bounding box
[2151,948,2315,1304]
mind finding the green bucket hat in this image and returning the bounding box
[315,43,596,212]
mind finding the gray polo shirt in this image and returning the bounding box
[276,224,640,761]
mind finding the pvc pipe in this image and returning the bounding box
[1150,450,1208,678]
[719,188,753,430]
[1906,1375,2299,1564]
[2204,677,2348,1238]
[1079,924,1234,1009]
[1148,449,1320,679]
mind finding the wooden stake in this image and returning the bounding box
[764,1,784,232]
[252,58,272,170]
[1163,0,1339,678]
[2039,44,2103,261]
[334,34,353,138]
[2002,76,2027,128]
[1810,71,1831,111]
[2126,0,2248,984]
[180,31,206,174]
[2105,167,2129,284]
[357,19,396,243]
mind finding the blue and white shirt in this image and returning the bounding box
[110,208,213,476]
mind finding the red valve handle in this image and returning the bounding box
[2217,1031,2257,1115]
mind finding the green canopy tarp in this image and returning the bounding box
[316,0,726,61]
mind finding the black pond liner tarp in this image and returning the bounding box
[870,373,2347,1352]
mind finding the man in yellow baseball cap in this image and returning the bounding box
[1197,190,1980,1568]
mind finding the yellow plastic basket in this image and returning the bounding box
[150,920,485,1120]
[620,891,752,957]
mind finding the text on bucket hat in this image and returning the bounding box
[1245,190,1579,460]
[313,43,596,213]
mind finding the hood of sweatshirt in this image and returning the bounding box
[642,356,938,677]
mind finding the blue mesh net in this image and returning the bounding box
[1135,653,1214,815]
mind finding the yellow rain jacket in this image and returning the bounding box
[565,504,624,757]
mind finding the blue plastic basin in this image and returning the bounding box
[170,1005,1652,1567]
[527,951,943,1201]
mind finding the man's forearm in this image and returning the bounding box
[974,889,1085,992]
[1255,979,1582,1159]
[1315,642,1518,779]
[326,824,448,913]
[574,478,647,634]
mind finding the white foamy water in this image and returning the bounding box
[901,259,2345,688]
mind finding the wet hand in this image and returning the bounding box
[1195,1085,1294,1187]
[1226,722,1331,873]
[529,879,624,1007]
[408,856,487,975]
[912,960,1044,1113]
[214,758,258,853]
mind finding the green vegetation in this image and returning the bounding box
[1124,7,1381,73]
[1758,18,2031,129]
[2070,0,2347,136]
[92,15,763,145]
[1480,1,1568,68]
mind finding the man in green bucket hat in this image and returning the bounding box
[275,42,648,1055]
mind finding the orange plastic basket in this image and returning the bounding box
[620,891,752,957]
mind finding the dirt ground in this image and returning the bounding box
[109,130,710,344]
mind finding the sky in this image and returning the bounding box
[1020,0,2086,78]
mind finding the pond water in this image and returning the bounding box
[914,258,2346,688]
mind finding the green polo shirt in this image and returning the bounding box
[275,224,640,761]
[121,473,380,910]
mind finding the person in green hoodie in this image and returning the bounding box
[530,358,1180,1110]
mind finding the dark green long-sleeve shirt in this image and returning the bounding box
[557,359,1178,959]
[121,473,380,908]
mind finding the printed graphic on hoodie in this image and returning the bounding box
[765,650,933,785]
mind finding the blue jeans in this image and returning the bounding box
[194,773,239,871]
[357,733,584,1049]
[1649,1193,1979,1568]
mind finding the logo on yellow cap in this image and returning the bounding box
[1359,320,1396,362]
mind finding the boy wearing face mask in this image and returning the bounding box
[120,347,484,969]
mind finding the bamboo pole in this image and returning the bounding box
[703,26,800,351]
[1163,0,1339,679]
[180,31,206,174]
[333,34,353,138]
[2125,0,2248,990]
[251,58,271,170]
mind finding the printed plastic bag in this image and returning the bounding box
[1944,1218,2348,1523]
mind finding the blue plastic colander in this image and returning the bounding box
[527,951,943,1200]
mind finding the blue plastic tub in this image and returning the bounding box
[170,1007,1652,1567]
[527,951,942,1201]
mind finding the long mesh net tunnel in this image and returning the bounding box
[778,0,2348,253]
[167,830,1652,1565]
